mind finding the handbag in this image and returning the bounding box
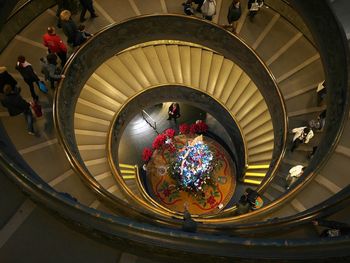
[38,81,48,94]
[250,0,260,11]
[30,101,43,118]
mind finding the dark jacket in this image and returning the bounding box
[0,68,17,93]
[61,19,78,45]
[168,104,181,117]
[15,63,39,82]
[182,209,197,233]
[1,92,30,116]
[316,220,350,237]
[41,59,62,81]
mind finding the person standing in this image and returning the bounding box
[0,66,18,94]
[291,126,314,152]
[236,195,251,215]
[225,0,241,34]
[1,85,35,135]
[201,0,216,21]
[182,202,197,233]
[313,219,350,237]
[285,165,305,189]
[247,0,264,20]
[43,26,68,67]
[60,10,78,47]
[74,24,93,46]
[15,56,40,101]
[79,0,98,22]
[243,188,263,210]
[40,54,65,89]
[167,103,181,121]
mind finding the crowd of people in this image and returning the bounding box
[0,0,97,135]
[183,0,265,34]
[286,107,327,189]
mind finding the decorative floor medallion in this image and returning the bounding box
[146,134,236,215]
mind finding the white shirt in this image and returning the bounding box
[288,165,304,178]
[292,127,314,143]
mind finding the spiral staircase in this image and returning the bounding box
[0,0,350,262]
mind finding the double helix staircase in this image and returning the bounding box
[0,0,350,261]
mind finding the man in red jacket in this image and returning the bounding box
[43,27,67,67]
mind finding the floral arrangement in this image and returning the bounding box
[168,137,217,194]
[142,121,219,195]
[179,120,208,135]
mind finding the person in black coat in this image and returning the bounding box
[1,85,35,135]
[313,219,350,237]
[242,187,263,210]
[0,66,17,94]
[60,10,78,46]
[182,203,197,233]
[15,56,39,101]
[236,195,251,215]
[79,0,98,22]
[225,0,241,34]
[167,103,181,121]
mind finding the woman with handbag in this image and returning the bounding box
[1,85,36,135]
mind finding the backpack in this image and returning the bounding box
[227,1,242,24]
[201,0,216,17]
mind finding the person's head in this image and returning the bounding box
[304,127,311,134]
[60,10,71,21]
[233,0,240,4]
[47,26,56,35]
[78,24,85,31]
[3,84,13,95]
[17,55,25,64]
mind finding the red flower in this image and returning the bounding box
[207,195,216,206]
[152,134,167,149]
[165,128,176,138]
[196,120,208,133]
[142,147,153,162]
[190,123,198,134]
[179,123,190,134]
